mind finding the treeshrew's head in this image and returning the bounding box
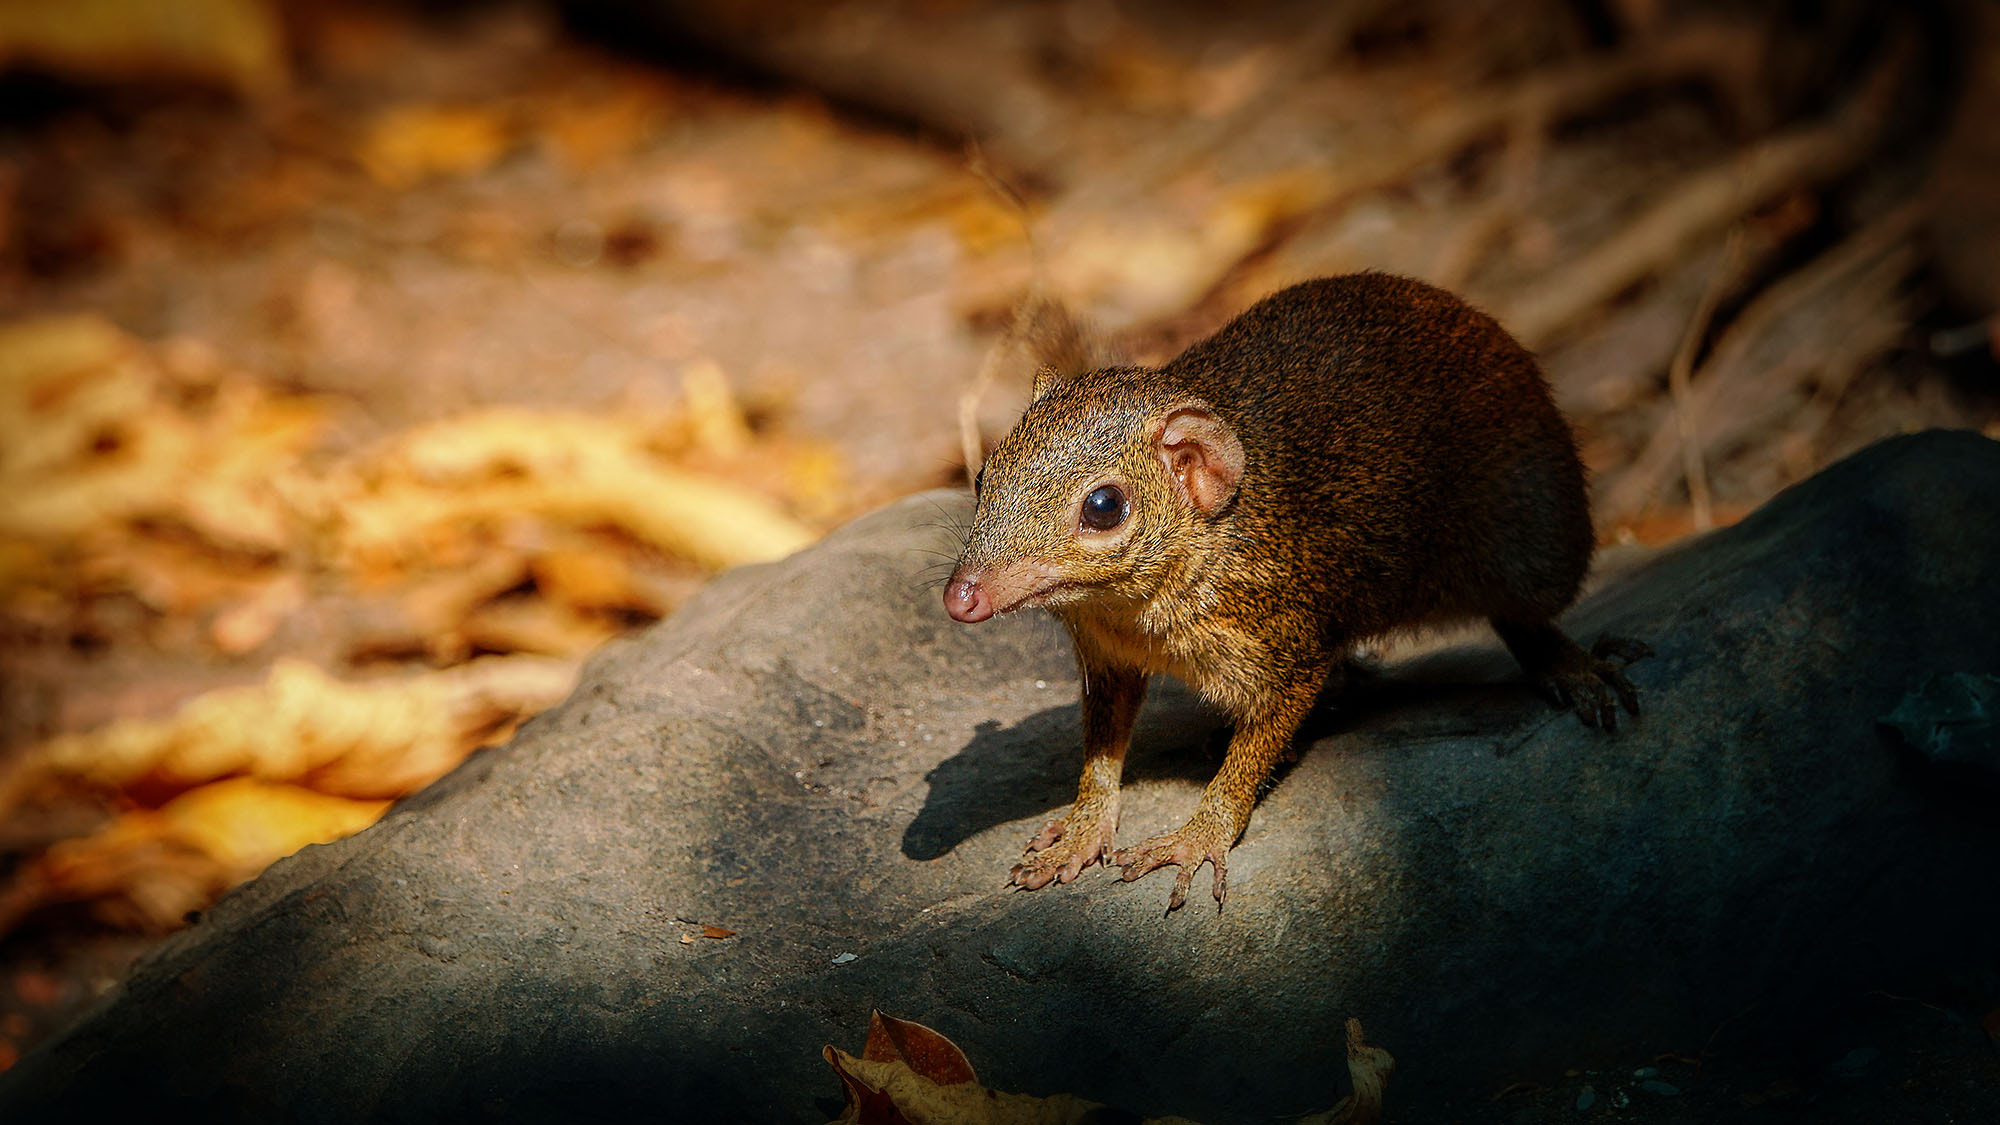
[944,366,1242,624]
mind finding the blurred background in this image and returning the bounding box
[0,0,1994,1073]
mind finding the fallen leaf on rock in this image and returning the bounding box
[824,1046,915,1125]
[859,1011,976,1086]
[823,1012,1393,1124]
[824,1010,1203,1124]
[1297,1019,1396,1125]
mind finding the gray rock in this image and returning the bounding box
[1879,673,2000,777]
[3,431,1998,1123]
[1834,1046,1882,1075]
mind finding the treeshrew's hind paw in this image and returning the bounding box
[1592,636,1653,665]
[1543,634,1650,731]
[1113,817,1234,913]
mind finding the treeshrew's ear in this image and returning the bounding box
[1030,364,1062,402]
[1155,406,1243,516]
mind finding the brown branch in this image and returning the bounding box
[1598,198,1927,523]
[1503,42,1904,348]
[1665,229,1746,531]
[1062,18,1772,324]
[1335,20,1767,224]
[1428,112,1547,291]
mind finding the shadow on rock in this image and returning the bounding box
[902,680,1232,860]
[902,653,1557,862]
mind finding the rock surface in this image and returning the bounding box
[3,431,1998,1123]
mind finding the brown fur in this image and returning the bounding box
[945,273,1643,912]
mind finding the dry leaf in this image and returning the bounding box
[783,445,852,524]
[860,1011,977,1086]
[338,407,814,573]
[1296,1019,1396,1125]
[823,1049,923,1125]
[405,542,533,607]
[538,80,674,170]
[3,317,819,608]
[677,922,736,946]
[0,0,286,94]
[825,1012,1389,1125]
[0,314,156,495]
[0,655,578,813]
[458,598,617,658]
[681,359,752,459]
[357,105,514,189]
[824,1012,1203,1124]
[209,574,307,655]
[530,543,660,614]
[0,317,840,948]
[0,314,328,554]
[812,184,1025,257]
[0,778,388,936]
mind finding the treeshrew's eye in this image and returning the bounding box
[1080,485,1125,531]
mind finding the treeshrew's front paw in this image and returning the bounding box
[1009,804,1118,891]
[1113,814,1234,913]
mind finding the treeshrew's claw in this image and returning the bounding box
[1113,819,1232,913]
[1010,809,1116,891]
[1542,634,1651,732]
[1592,636,1653,664]
[1025,818,1066,853]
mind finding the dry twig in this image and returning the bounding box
[1288,18,1769,228]
[1665,228,1747,530]
[1600,198,1926,521]
[1504,41,1904,347]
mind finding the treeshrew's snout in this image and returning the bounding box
[943,572,994,623]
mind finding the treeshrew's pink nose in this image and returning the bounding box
[943,574,994,623]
